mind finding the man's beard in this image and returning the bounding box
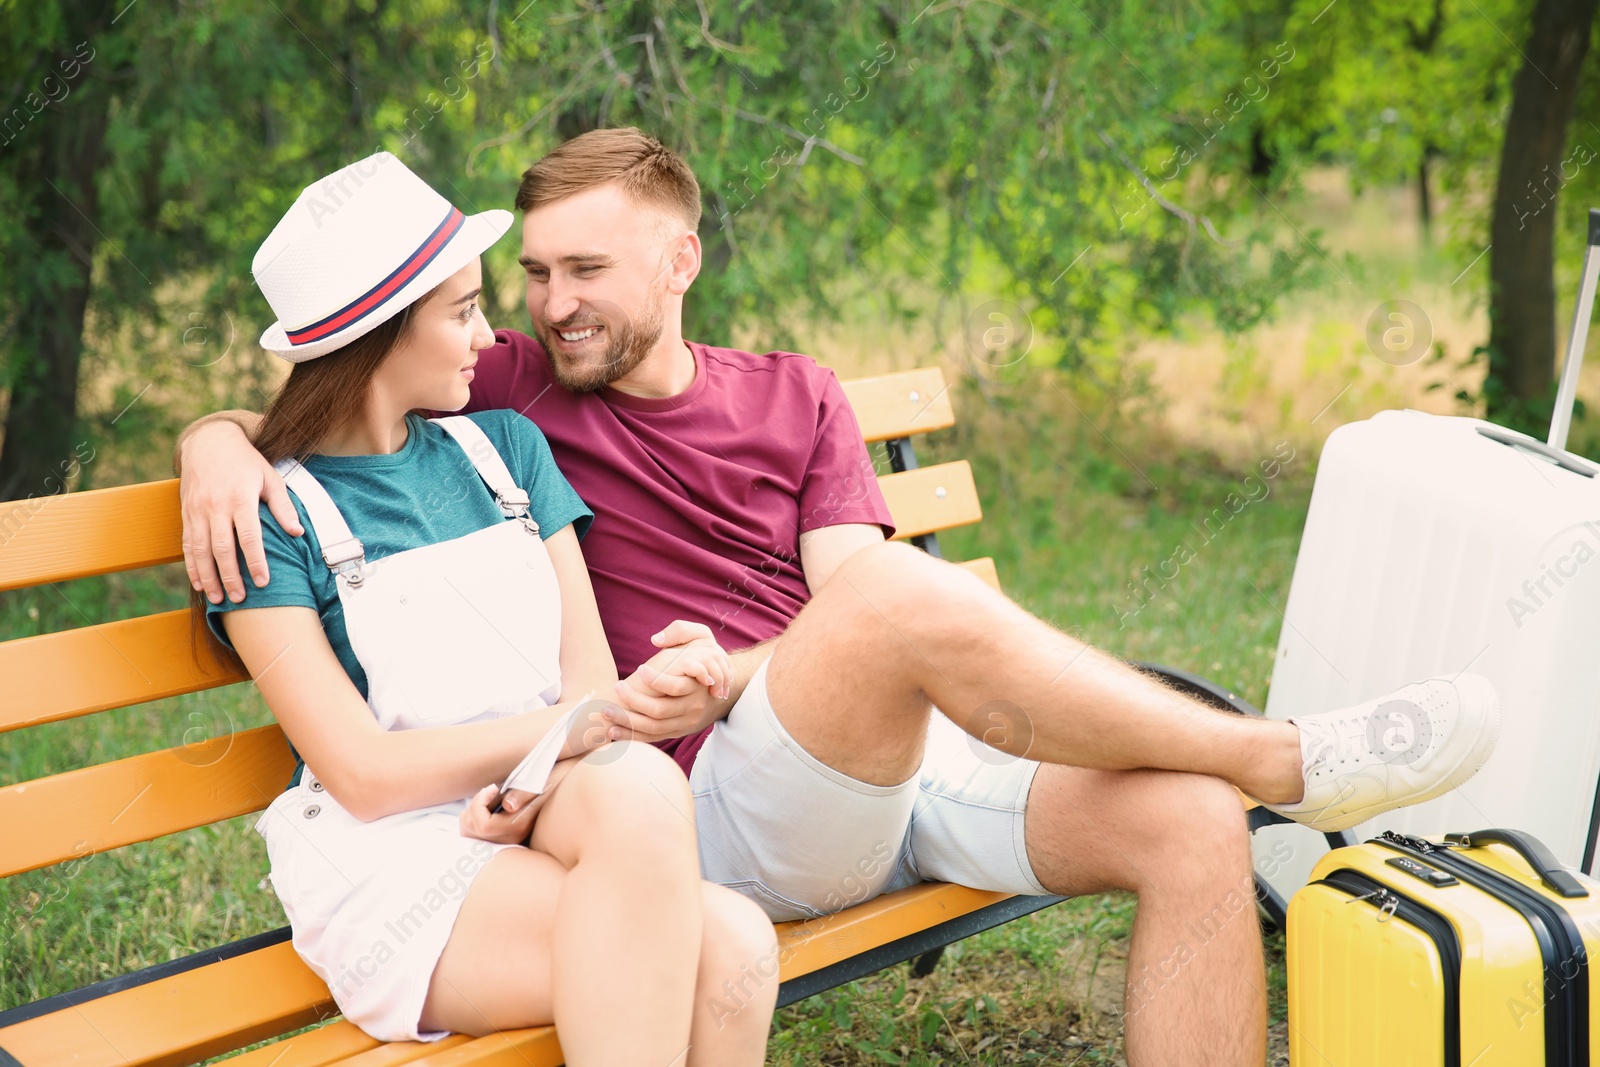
[537,288,665,394]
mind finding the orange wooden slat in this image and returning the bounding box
[878,461,982,540]
[0,940,333,1067]
[774,882,1013,981]
[0,480,183,592]
[401,1031,563,1067]
[0,609,247,733]
[839,367,956,442]
[0,725,294,877]
[220,1021,380,1067]
[322,1033,480,1066]
[955,556,1000,590]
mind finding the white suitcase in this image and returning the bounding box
[1252,209,1600,908]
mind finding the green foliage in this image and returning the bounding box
[0,0,1349,463]
[5,0,1598,470]
[1267,0,1600,334]
[1447,338,1595,453]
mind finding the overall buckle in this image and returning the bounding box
[495,488,539,534]
[495,488,531,518]
[321,537,368,587]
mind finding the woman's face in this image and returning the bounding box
[376,258,496,413]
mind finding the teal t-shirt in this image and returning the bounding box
[207,410,592,783]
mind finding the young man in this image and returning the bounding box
[178,128,1498,1065]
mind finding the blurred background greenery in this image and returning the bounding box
[4,0,1600,1062]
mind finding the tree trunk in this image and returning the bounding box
[1418,149,1433,243]
[0,3,115,500]
[1486,0,1598,424]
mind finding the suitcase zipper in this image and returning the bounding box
[1315,867,1462,1067]
[1379,832,1589,1067]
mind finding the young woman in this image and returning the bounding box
[200,152,777,1064]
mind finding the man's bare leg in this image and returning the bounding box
[761,542,1276,1066]
[764,540,1303,801]
[1025,765,1265,1066]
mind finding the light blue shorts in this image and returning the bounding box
[689,658,1050,922]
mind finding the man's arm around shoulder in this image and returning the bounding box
[174,409,303,604]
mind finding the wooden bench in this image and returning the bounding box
[0,365,1277,1066]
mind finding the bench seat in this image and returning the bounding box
[0,883,1058,1067]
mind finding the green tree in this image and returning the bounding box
[2,0,1348,495]
[0,1,523,495]
[1264,0,1600,433]
[1,0,118,499]
[1487,0,1598,428]
[501,1,1320,360]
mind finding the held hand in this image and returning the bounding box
[180,420,303,604]
[606,621,732,743]
[645,620,732,698]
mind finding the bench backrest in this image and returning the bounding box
[0,367,994,884]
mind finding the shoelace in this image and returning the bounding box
[1307,714,1375,768]
[1309,702,1438,770]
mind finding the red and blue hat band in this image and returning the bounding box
[286,206,466,346]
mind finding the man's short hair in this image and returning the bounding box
[515,127,701,232]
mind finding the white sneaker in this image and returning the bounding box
[1262,673,1501,833]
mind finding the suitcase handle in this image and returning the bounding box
[1549,207,1600,452]
[1443,828,1590,898]
[1475,425,1598,477]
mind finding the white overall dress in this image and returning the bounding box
[252,416,565,1042]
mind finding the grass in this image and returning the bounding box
[766,893,1141,1066]
[0,369,1309,1065]
[1,568,281,1008]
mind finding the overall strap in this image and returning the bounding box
[429,416,536,526]
[274,459,368,584]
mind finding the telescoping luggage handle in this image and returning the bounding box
[1442,828,1590,898]
[1549,207,1600,453]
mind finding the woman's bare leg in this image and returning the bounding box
[418,845,566,1032]
[687,884,779,1067]
[421,742,704,1064]
[530,742,703,1063]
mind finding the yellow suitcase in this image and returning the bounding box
[1289,828,1600,1066]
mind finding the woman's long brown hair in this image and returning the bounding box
[191,293,434,673]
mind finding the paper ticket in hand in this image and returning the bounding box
[495,697,619,802]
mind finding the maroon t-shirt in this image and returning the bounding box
[460,329,896,774]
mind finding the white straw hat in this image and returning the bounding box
[253,151,512,361]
